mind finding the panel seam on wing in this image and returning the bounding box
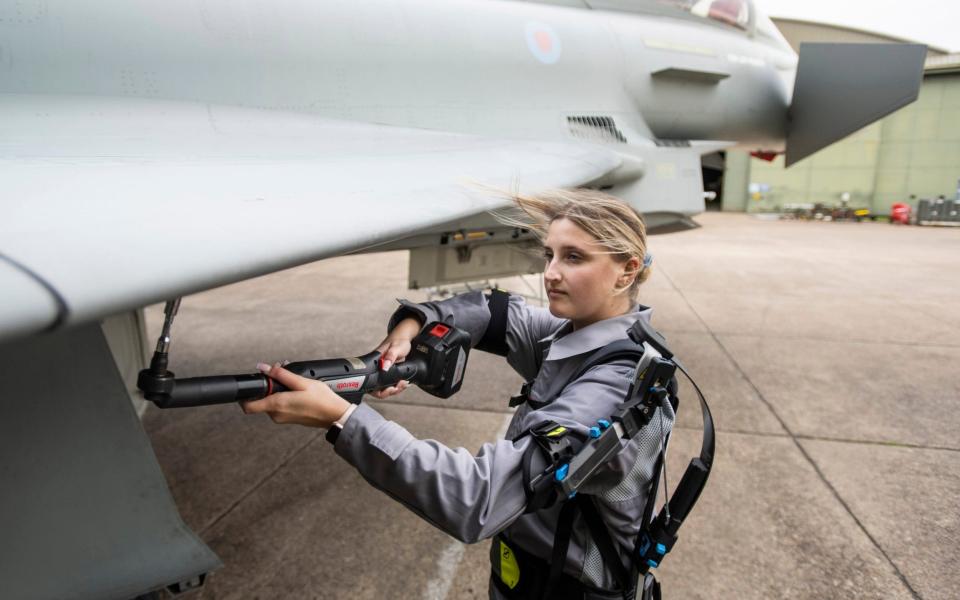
[0,252,70,332]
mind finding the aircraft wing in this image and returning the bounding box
[0,95,621,343]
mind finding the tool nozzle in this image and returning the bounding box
[138,298,183,400]
[155,298,182,354]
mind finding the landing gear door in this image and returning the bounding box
[0,324,222,599]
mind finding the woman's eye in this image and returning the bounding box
[566,253,581,262]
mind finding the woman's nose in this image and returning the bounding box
[544,260,561,283]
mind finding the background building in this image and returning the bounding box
[716,19,960,215]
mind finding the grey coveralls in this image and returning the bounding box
[333,291,675,597]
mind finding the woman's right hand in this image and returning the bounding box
[370,317,422,399]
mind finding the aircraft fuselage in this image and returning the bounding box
[2,0,794,149]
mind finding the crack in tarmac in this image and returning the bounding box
[658,266,925,600]
[669,425,960,453]
[792,434,959,453]
[698,331,960,350]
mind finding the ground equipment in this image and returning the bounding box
[137,299,471,409]
[890,202,911,225]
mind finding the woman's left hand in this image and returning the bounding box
[241,362,352,428]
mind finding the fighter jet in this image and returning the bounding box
[0,1,926,597]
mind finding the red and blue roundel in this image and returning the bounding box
[525,21,562,65]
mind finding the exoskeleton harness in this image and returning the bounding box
[478,290,715,600]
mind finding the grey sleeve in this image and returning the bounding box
[387,291,566,382]
[334,403,540,544]
[333,361,645,545]
[387,291,492,345]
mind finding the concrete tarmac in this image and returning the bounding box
[143,213,959,599]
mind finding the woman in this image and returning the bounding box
[242,189,673,599]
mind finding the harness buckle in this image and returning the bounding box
[636,528,677,571]
[509,381,533,407]
[529,420,577,464]
[521,420,581,512]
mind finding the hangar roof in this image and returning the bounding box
[924,53,960,75]
[771,17,949,56]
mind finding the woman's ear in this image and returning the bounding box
[620,256,642,286]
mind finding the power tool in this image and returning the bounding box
[137,299,471,408]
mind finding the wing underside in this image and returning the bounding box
[0,95,621,343]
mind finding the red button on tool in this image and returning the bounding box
[429,324,450,338]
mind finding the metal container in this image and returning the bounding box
[917,199,931,222]
[945,200,959,222]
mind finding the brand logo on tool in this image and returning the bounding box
[525,22,562,65]
[325,375,365,393]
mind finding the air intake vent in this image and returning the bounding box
[654,139,691,147]
[567,116,627,144]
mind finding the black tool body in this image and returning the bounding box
[139,322,470,409]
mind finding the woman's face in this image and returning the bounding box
[542,217,634,329]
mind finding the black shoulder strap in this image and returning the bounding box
[541,495,635,600]
[634,359,714,576]
[562,338,646,390]
[541,499,578,599]
[476,288,510,356]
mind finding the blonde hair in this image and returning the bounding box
[496,188,651,299]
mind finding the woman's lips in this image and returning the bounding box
[547,289,566,297]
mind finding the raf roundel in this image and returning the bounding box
[525,21,562,65]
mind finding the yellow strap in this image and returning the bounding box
[499,540,521,589]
